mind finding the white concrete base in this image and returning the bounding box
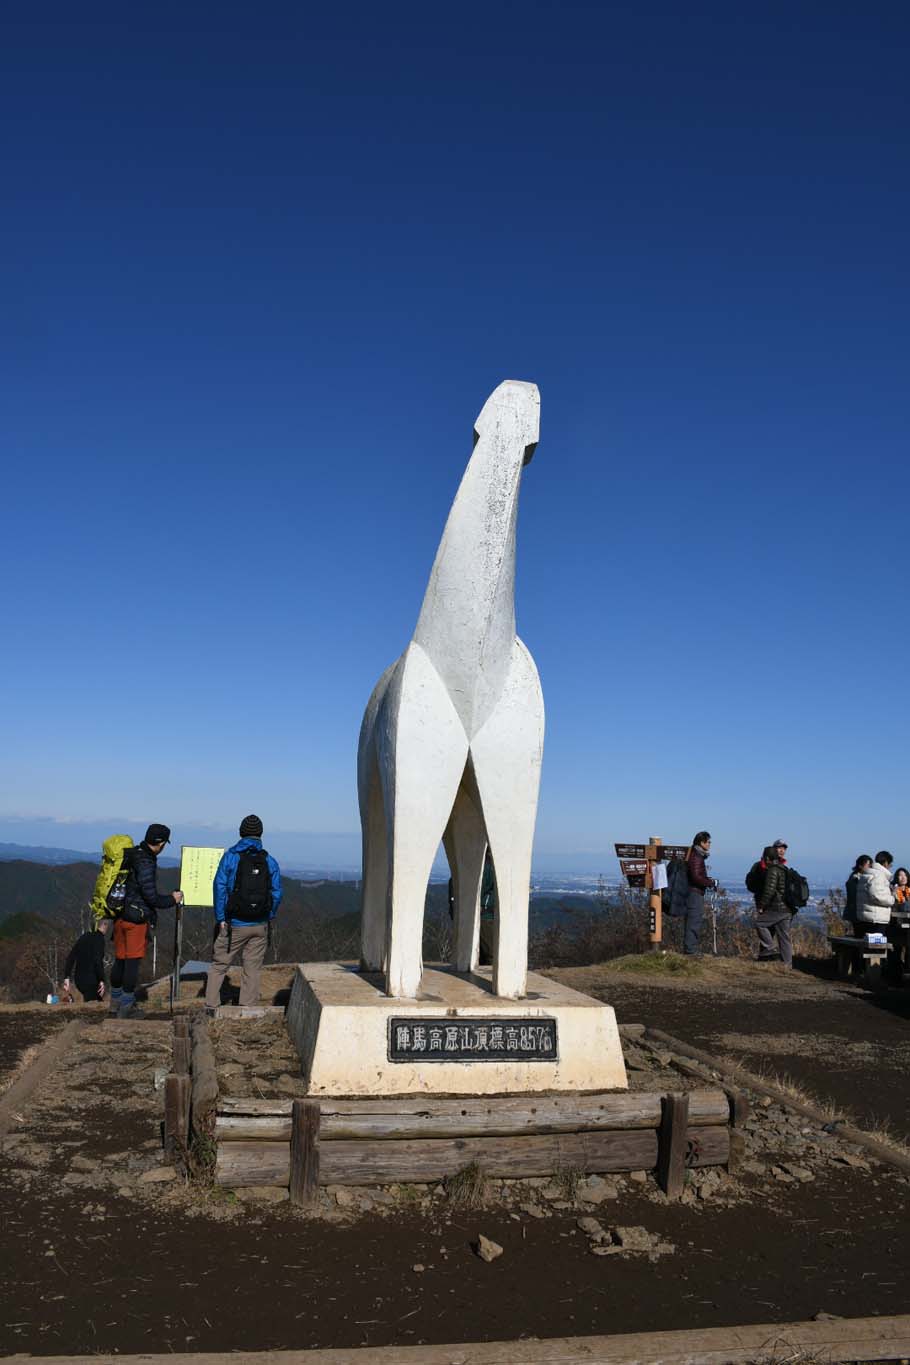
[286,962,627,1096]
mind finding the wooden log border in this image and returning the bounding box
[162,1013,220,1171]
[215,1123,730,1189]
[4,1313,909,1365]
[215,1088,729,1142]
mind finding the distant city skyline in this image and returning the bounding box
[2,4,908,871]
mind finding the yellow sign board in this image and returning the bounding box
[179,846,225,907]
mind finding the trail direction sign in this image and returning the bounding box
[615,836,686,946]
[614,843,646,859]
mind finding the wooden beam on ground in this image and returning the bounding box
[215,1089,729,1141]
[645,1025,910,1178]
[0,1020,81,1138]
[5,1312,910,1364]
[289,1098,320,1206]
[164,1073,191,1157]
[214,1126,730,1188]
[656,1092,689,1198]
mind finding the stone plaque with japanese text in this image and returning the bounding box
[387,1016,558,1063]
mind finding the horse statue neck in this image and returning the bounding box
[414,381,539,736]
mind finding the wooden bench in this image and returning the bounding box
[829,934,889,984]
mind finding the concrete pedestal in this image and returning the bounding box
[286,962,627,1096]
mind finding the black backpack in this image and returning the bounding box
[745,861,764,896]
[226,847,273,923]
[783,866,810,912]
[661,856,689,918]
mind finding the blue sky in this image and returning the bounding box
[2,2,908,879]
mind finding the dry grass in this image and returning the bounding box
[609,951,703,977]
[681,1048,910,1164]
[444,1160,489,1208]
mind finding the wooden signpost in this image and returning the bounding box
[615,838,689,947]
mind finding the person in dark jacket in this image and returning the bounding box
[110,823,183,1018]
[63,918,110,1003]
[754,844,793,967]
[205,815,282,1014]
[845,855,873,931]
[684,831,718,956]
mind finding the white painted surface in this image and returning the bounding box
[358,381,544,999]
[287,963,628,1096]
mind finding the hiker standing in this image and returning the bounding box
[111,823,183,1018]
[205,815,282,1015]
[854,851,895,930]
[63,918,110,1003]
[683,832,718,957]
[845,855,873,931]
[446,847,497,966]
[888,867,910,976]
[753,844,793,967]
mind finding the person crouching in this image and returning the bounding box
[62,918,110,1004]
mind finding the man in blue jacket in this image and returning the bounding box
[205,815,282,1014]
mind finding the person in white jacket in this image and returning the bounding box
[855,851,895,927]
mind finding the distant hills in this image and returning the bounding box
[0,841,132,866]
[0,851,603,943]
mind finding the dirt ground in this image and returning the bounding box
[1,958,909,1357]
[549,956,910,1142]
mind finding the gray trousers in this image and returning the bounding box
[205,922,268,1007]
[755,915,793,967]
[683,890,704,955]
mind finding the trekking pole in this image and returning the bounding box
[709,888,719,956]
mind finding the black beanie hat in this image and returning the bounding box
[145,823,171,845]
[239,814,263,838]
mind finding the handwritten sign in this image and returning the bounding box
[179,846,225,908]
[388,1017,558,1063]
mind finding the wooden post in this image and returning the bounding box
[164,1073,191,1156]
[289,1098,321,1205]
[656,1091,689,1198]
[647,835,663,947]
[174,1017,189,1040]
[173,1035,191,1076]
[170,902,184,1014]
[725,1087,749,1128]
[727,1127,746,1174]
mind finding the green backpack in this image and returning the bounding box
[90,834,134,922]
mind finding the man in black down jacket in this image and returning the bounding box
[110,823,183,1017]
[754,844,793,967]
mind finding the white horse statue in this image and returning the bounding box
[357,380,544,1000]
